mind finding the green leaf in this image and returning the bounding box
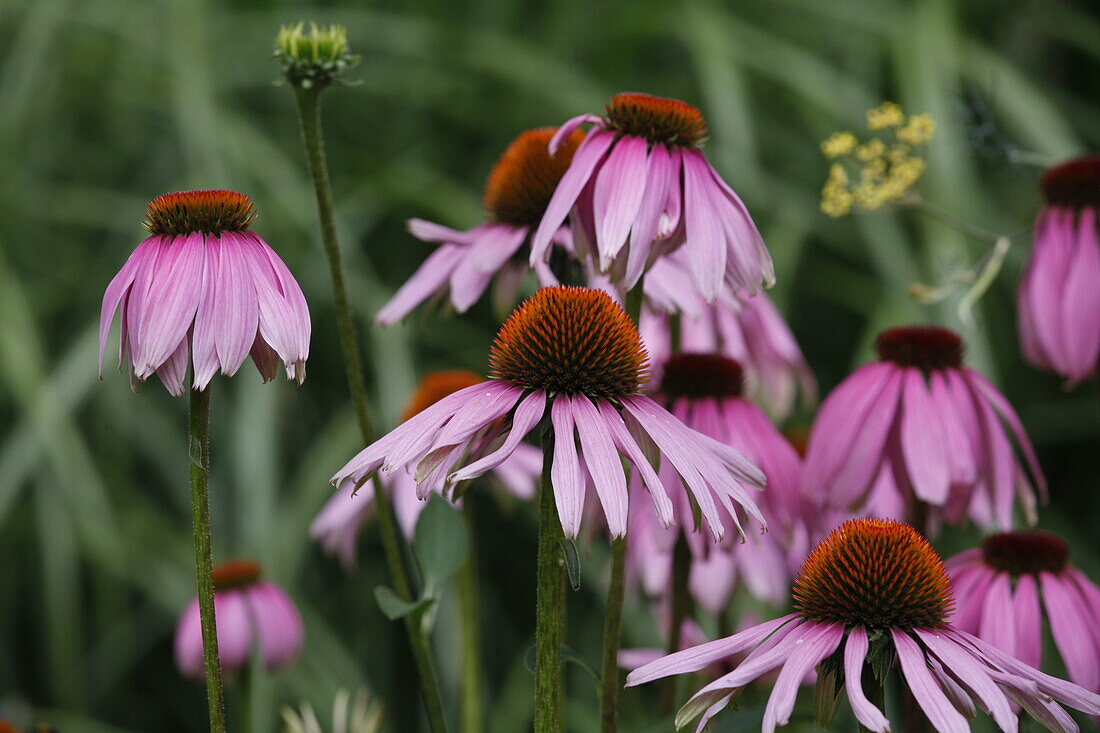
[813,657,845,728]
[557,537,581,591]
[373,585,434,621]
[413,494,469,596]
[523,644,601,689]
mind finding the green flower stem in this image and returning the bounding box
[534,427,566,732]
[598,535,628,733]
[458,506,484,733]
[188,386,226,733]
[290,83,447,733]
[658,532,692,715]
[859,667,886,733]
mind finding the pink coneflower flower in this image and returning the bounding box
[639,255,816,420]
[1018,156,1100,386]
[948,531,1100,696]
[800,326,1046,531]
[627,519,1100,732]
[530,93,773,298]
[311,370,540,565]
[376,128,585,325]
[175,560,303,678]
[333,286,766,541]
[628,353,807,606]
[99,190,311,395]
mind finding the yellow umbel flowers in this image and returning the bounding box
[820,103,936,217]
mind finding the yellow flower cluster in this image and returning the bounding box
[820,103,936,217]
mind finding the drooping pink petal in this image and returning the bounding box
[173,598,204,678]
[375,243,467,325]
[915,628,1016,731]
[892,629,969,733]
[99,236,156,374]
[570,395,628,537]
[548,113,601,154]
[928,371,977,486]
[844,627,891,732]
[597,399,674,527]
[1012,574,1042,670]
[624,145,673,287]
[963,369,1047,501]
[550,396,585,538]
[530,130,615,266]
[251,232,309,368]
[155,337,190,397]
[625,614,799,687]
[979,571,1017,658]
[593,135,649,268]
[190,237,222,390]
[134,233,205,377]
[212,590,253,674]
[761,621,844,733]
[682,150,727,300]
[247,582,304,671]
[899,368,951,504]
[448,390,546,485]
[1041,571,1100,692]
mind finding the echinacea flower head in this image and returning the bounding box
[801,325,1046,531]
[530,93,773,299]
[637,353,807,605]
[627,519,1100,732]
[376,128,585,325]
[274,22,358,89]
[175,560,303,679]
[639,253,816,420]
[311,370,540,566]
[99,190,311,396]
[1018,155,1100,386]
[948,531,1100,695]
[336,286,766,541]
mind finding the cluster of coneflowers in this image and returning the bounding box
[92,21,1100,733]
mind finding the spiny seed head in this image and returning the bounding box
[603,92,707,148]
[483,128,585,227]
[1040,155,1100,210]
[274,22,358,88]
[792,519,953,630]
[211,559,262,591]
[143,190,257,236]
[658,353,745,400]
[981,531,1070,576]
[401,370,483,423]
[488,286,648,399]
[874,326,963,372]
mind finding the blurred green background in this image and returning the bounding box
[2,0,1098,730]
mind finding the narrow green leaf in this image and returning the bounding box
[373,585,433,621]
[413,495,469,595]
[556,538,581,591]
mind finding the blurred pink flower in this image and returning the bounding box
[312,370,540,566]
[627,519,1100,732]
[1018,156,1100,386]
[801,326,1045,531]
[175,560,303,678]
[376,128,583,325]
[948,531,1100,696]
[639,254,816,420]
[530,93,773,298]
[333,287,765,541]
[99,190,310,395]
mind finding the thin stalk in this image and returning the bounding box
[239,666,253,733]
[657,533,692,716]
[901,194,1003,246]
[290,84,446,732]
[188,387,226,733]
[858,664,886,733]
[534,428,565,732]
[457,505,484,733]
[598,535,628,733]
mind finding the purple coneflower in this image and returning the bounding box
[530,93,773,298]
[800,326,1045,531]
[99,190,310,395]
[948,531,1100,696]
[175,560,303,679]
[627,518,1100,732]
[1018,156,1100,386]
[627,354,806,610]
[376,128,584,325]
[639,254,816,420]
[333,286,766,541]
[311,370,539,565]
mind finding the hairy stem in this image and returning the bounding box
[290,83,447,733]
[188,387,226,733]
[599,536,628,732]
[458,506,484,733]
[534,428,565,732]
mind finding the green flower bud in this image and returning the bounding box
[274,22,358,89]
